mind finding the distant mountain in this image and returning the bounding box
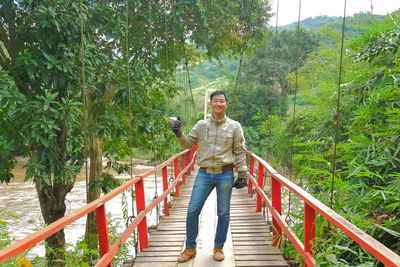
[275,12,394,46]
[278,12,387,32]
[278,15,341,31]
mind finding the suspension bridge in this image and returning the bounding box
[0,146,399,266]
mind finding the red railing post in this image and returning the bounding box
[248,156,254,194]
[181,153,186,184]
[271,175,282,246]
[162,166,170,216]
[135,178,148,251]
[304,203,316,254]
[174,157,180,197]
[95,204,111,267]
[256,162,264,212]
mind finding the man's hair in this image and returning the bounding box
[210,90,227,102]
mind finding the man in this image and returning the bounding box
[171,90,247,262]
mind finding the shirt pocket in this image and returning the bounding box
[218,131,233,148]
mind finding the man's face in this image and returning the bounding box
[211,94,227,117]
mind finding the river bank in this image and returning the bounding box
[0,157,166,259]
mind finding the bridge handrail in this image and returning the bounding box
[246,151,400,267]
[94,149,197,266]
[0,146,198,266]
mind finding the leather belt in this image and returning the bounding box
[199,164,234,175]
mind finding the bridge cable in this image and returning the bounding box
[370,0,374,14]
[231,0,255,109]
[147,0,161,227]
[163,0,169,69]
[286,0,302,227]
[377,0,399,28]
[169,161,175,190]
[183,62,188,125]
[79,0,93,264]
[182,40,197,118]
[79,0,89,213]
[266,0,280,163]
[125,0,139,255]
[263,0,281,224]
[331,0,347,210]
[151,163,160,225]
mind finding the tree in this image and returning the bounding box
[80,0,272,255]
[0,1,87,265]
[0,0,272,265]
[263,17,400,263]
[228,27,320,124]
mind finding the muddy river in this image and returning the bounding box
[0,158,168,258]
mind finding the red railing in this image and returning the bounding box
[246,151,400,267]
[0,145,198,266]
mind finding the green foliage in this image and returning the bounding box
[263,14,400,264]
[0,211,14,251]
[243,126,262,155]
[190,58,238,79]
[175,70,210,89]
[1,0,272,263]
[0,69,18,184]
[282,15,341,31]
[89,172,122,194]
[0,0,86,189]
[39,213,134,266]
[282,12,388,47]
[227,27,320,125]
[0,211,35,267]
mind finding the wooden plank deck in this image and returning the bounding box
[133,169,288,267]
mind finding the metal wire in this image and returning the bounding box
[79,0,93,264]
[79,0,89,208]
[151,164,160,225]
[378,0,400,29]
[331,0,347,210]
[125,0,133,184]
[266,0,280,163]
[182,42,197,117]
[285,0,302,226]
[125,0,139,257]
[232,0,255,107]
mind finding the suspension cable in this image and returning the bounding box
[331,0,347,210]
[182,41,197,117]
[79,0,89,206]
[290,0,302,183]
[125,0,140,255]
[285,0,301,227]
[163,0,170,70]
[232,0,255,108]
[125,0,135,231]
[370,0,374,14]
[267,0,280,163]
[185,65,189,125]
[79,0,93,264]
[125,0,134,185]
[151,165,160,225]
[378,0,399,29]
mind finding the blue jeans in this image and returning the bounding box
[185,170,234,249]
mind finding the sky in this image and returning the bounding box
[269,0,400,26]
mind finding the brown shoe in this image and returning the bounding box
[213,247,225,261]
[178,248,196,263]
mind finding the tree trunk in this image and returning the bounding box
[29,117,77,267]
[84,133,103,257]
[34,180,74,267]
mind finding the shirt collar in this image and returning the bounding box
[211,114,227,123]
